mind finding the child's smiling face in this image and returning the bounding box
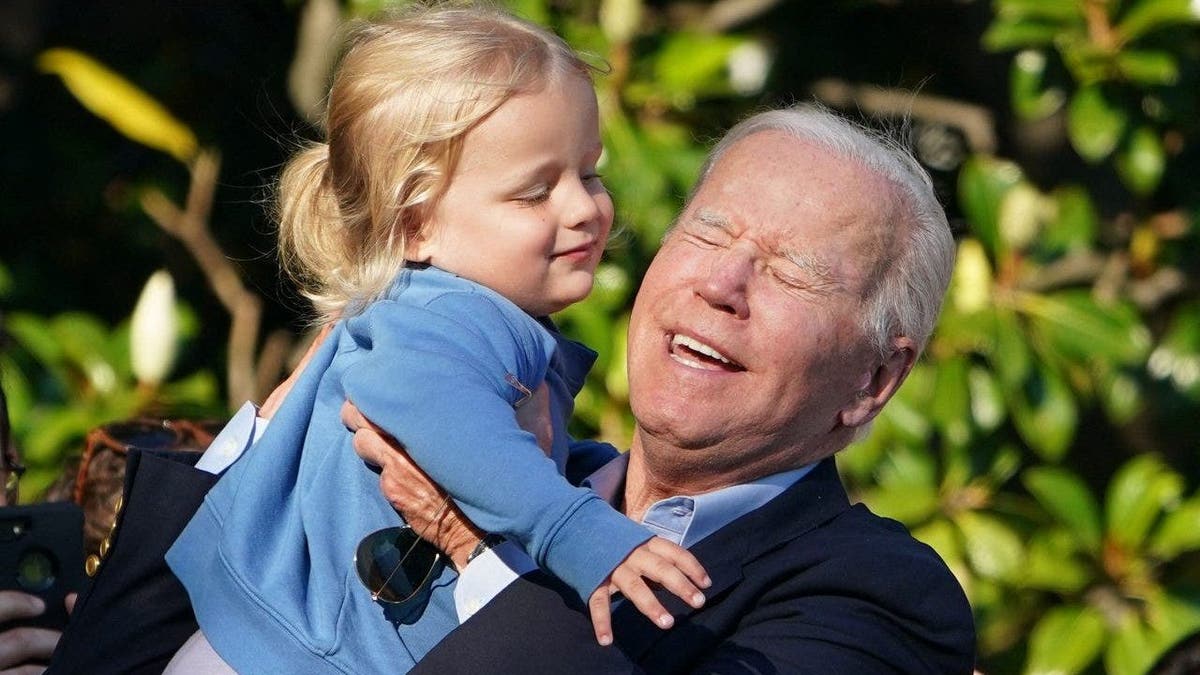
[408,72,613,317]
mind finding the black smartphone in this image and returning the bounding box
[0,502,85,631]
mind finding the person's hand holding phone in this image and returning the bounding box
[0,590,74,673]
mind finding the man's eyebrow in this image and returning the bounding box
[693,208,735,232]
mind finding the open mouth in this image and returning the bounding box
[669,334,745,372]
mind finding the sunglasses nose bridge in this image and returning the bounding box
[354,526,446,605]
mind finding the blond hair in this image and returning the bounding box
[277,3,596,320]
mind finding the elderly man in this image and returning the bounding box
[48,105,973,674]
[351,105,975,673]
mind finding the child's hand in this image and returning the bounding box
[587,537,711,646]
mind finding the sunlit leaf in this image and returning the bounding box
[1024,465,1102,551]
[1115,50,1179,86]
[1041,185,1098,254]
[1148,302,1200,398]
[1009,360,1077,461]
[651,32,741,103]
[1148,496,1200,559]
[1010,50,1066,119]
[954,511,1025,581]
[931,356,971,447]
[1116,126,1166,196]
[995,0,1082,21]
[957,156,1023,257]
[968,365,1006,431]
[998,181,1046,250]
[1106,454,1183,550]
[36,48,198,163]
[1023,528,1092,592]
[990,309,1033,387]
[599,0,641,44]
[1017,290,1151,365]
[982,18,1062,51]
[1106,615,1157,675]
[1117,0,1195,43]
[866,445,939,525]
[1099,369,1142,424]
[1067,85,1128,162]
[1025,604,1105,674]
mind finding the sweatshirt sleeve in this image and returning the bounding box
[341,291,650,599]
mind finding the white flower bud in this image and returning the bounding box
[130,270,179,386]
[728,41,771,95]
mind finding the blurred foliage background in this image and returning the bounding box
[1,0,1198,672]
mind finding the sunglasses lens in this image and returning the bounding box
[354,527,445,604]
[103,422,181,451]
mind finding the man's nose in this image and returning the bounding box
[696,248,751,318]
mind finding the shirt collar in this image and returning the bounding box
[584,453,816,548]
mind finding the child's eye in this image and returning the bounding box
[515,187,551,205]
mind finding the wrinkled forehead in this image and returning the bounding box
[692,133,905,289]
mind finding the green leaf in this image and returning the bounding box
[982,18,1063,51]
[957,156,1023,258]
[1148,496,1200,559]
[0,261,11,297]
[1106,616,1155,675]
[1024,465,1102,551]
[1067,85,1129,162]
[954,511,1025,581]
[1018,290,1151,365]
[1009,361,1077,461]
[1116,125,1166,196]
[1023,528,1093,592]
[1099,369,1142,424]
[1106,454,1183,550]
[866,445,940,525]
[1148,302,1200,398]
[968,364,1006,431]
[1115,50,1179,86]
[1010,50,1066,119]
[1117,0,1195,43]
[1041,185,1099,254]
[651,32,741,103]
[930,356,971,447]
[990,309,1033,388]
[996,0,1082,21]
[1025,604,1106,674]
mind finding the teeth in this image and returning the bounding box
[671,334,731,364]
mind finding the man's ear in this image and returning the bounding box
[839,336,917,429]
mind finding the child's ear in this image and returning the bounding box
[405,227,435,263]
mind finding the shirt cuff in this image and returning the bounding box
[453,541,537,622]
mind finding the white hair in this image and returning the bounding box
[694,104,955,357]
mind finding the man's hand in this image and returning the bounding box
[341,401,484,569]
[0,591,75,674]
[587,539,710,646]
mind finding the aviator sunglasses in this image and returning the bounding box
[354,495,451,605]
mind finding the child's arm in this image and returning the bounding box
[341,290,651,598]
[343,397,709,644]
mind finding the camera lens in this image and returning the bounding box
[16,548,56,592]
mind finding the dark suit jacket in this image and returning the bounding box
[413,459,976,674]
[46,449,218,675]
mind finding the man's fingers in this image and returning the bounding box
[587,586,615,646]
[0,625,60,670]
[0,593,43,624]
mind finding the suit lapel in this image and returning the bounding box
[613,458,852,660]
